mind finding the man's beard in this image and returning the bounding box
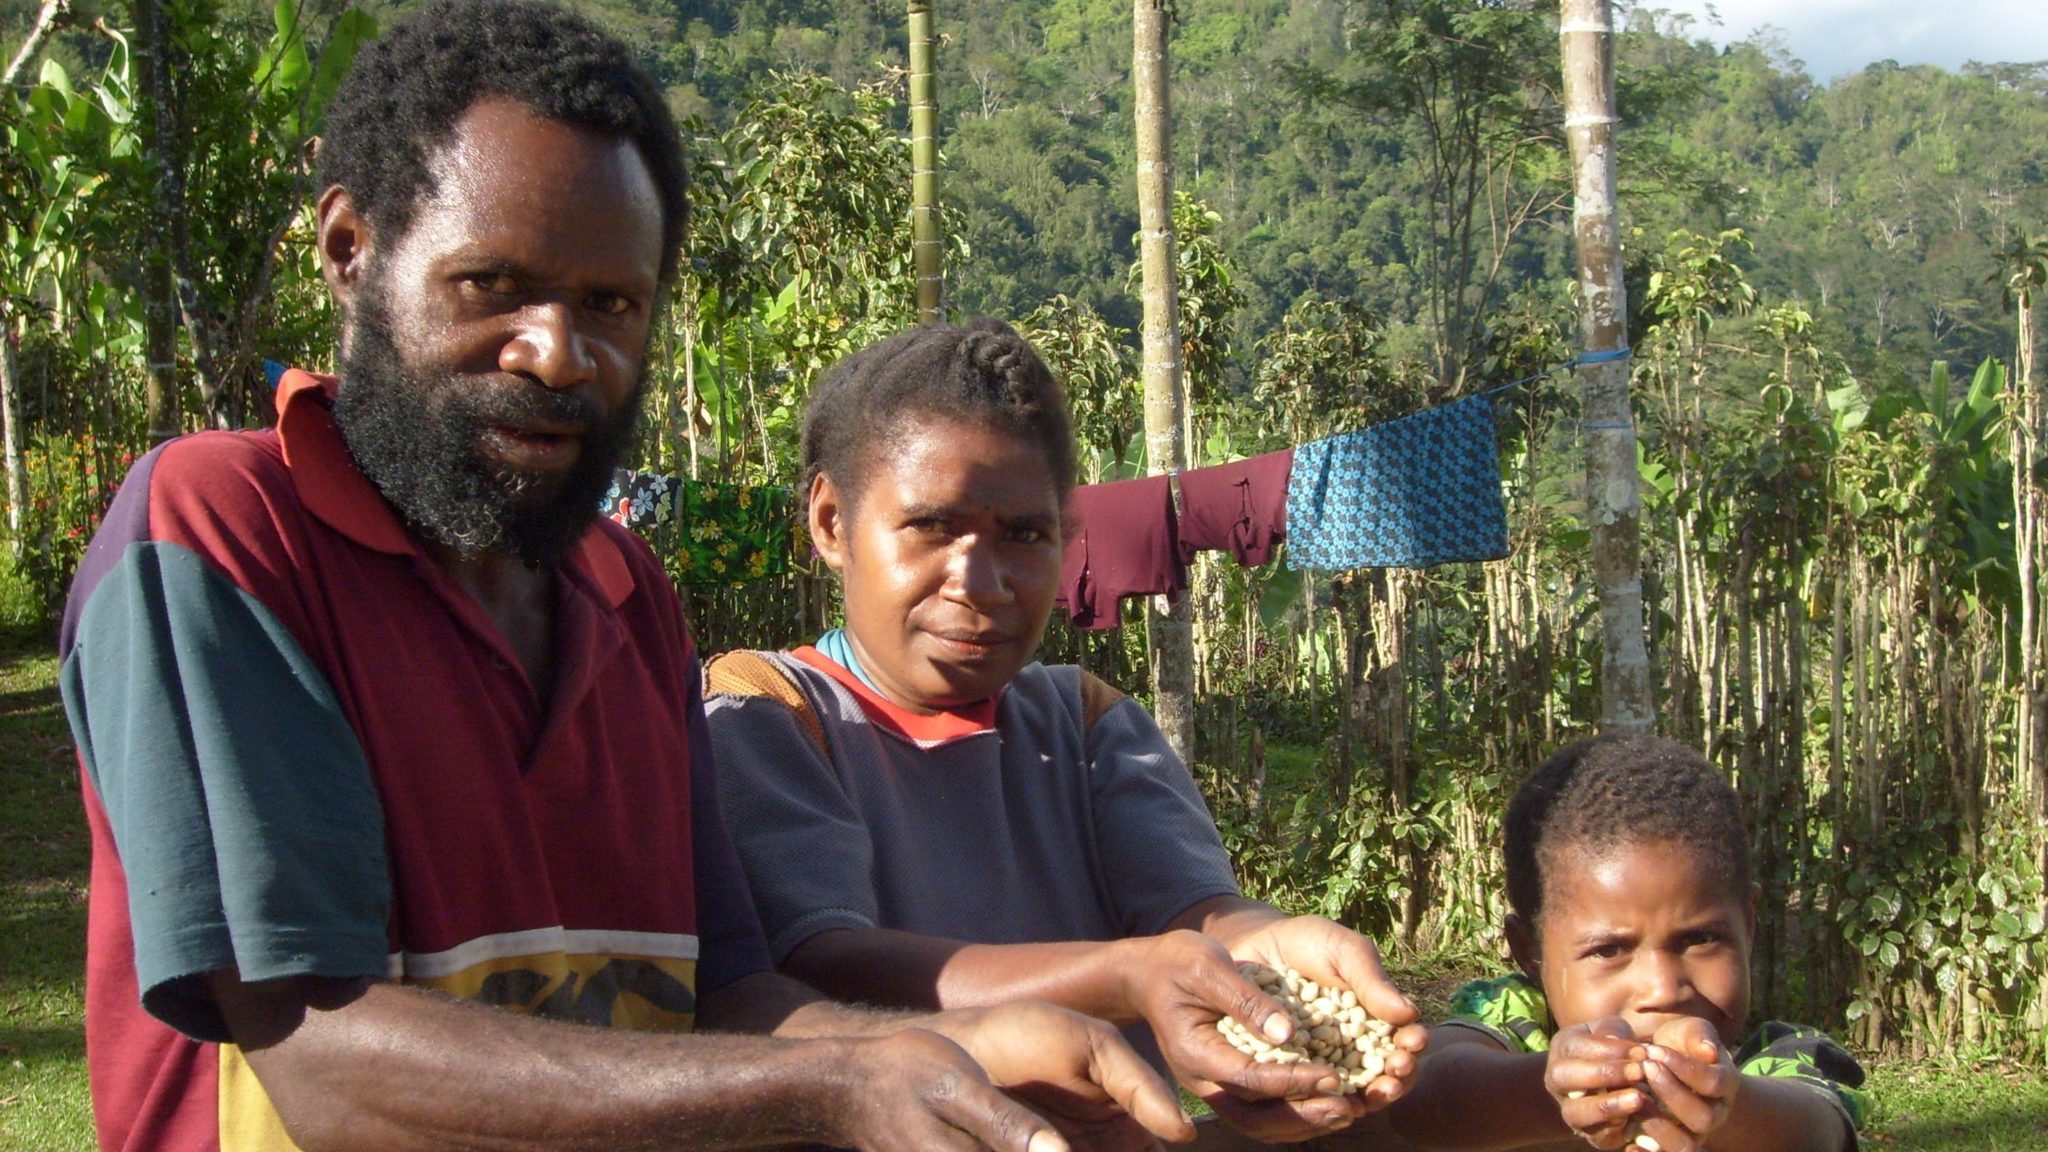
[332,290,642,570]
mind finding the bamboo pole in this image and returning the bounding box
[908,0,943,323]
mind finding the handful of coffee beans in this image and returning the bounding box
[1213,962,1399,1095]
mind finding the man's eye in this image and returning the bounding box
[465,273,520,295]
[1008,527,1045,544]
[1685,932,1726,951]
[1584,943,1626,961]
[589,293,636,317]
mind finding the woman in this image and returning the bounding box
[705,319,1426,1145]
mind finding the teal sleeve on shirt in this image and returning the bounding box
[61,540,391,1042]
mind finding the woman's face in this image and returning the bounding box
[810,416,1065,714]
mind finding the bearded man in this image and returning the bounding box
[56,4,1193,1151]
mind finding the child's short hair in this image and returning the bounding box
[800,319,1077,519]
[1503,734,1750,928]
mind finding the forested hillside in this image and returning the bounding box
[636,0,2048,392]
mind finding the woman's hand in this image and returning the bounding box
[1216,916,1428,1107]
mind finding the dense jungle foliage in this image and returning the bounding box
[3,0,2046,1064]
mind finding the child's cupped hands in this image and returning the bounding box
[1629,1016,1741,1151]
[1544,1017,1649,1149]
[1547,1016,1742,1152]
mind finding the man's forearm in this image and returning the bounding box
[222,976,889,1152]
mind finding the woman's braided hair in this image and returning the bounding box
[800,318,1078,519]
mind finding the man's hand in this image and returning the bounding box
[825,1028,1086,1152]
[1628,1017,1739,1152]
[928,1000,1197,1152]
[1546,1017,1650,1149]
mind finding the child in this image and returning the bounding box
[1388,734,1865,1152]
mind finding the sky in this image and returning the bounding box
[1640,1,2048,84]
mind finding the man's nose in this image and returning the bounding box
[501,301,595,389]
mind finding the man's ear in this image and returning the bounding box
[316,186,374,303]
[808,471,850,573]
[1505,913,1540,983]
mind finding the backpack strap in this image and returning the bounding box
[704,650,827,754]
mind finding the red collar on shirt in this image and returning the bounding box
[791,645,1000,746]
[272,368,634,608]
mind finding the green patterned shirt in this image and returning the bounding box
[1444,973,1868,1135]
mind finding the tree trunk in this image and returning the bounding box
[1560,0,1652,733]
[908,0,943,323]
[131,0,183,444]
[0,320,24,549]
[3,0,70,86]
[1133,0,1193,764]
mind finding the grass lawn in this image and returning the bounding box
[0,636,2042,1150]
[0,633,93,1150]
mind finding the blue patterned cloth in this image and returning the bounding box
[1285,395,1509,571]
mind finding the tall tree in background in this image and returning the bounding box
[1,0,76,542]
[1285,0,1561,394]
[1133,0,1193,762]
[1991,229,2048,895]
[130,0,183,443]
[908,0,941,321]
[1561,0,1651,732]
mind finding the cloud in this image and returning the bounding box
[1642,0,2048,83]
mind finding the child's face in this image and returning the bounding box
[1520,838,1756,1046]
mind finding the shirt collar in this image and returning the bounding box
[792,645,1000,747]
[274,368,634,607]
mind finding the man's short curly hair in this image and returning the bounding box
[1503,734,1751,929]
[318,0,687,283]
[800,319,1078,519]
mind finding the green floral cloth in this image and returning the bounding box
[602,471,794,585]
[1443,973,1868,1135]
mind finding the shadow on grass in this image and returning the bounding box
[0,683,61,720]
[1873,1108,2048,1151]
[0,1021,85,1070]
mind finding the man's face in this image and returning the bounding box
[331,97,664,568]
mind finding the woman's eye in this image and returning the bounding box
[1585,943,1626,961]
